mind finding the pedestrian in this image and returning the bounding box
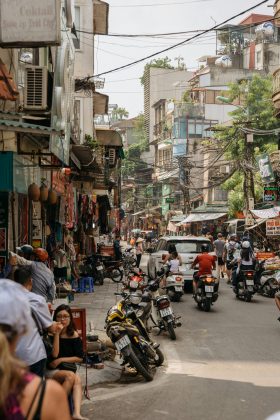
[135,237,144,268]
[9,247,55,302]
[213,233,226,280]
[113,235,122,261]
[47,304,86,420]
[0,279,70,420]
[13,267,61,378]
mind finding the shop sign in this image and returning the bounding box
[0,0,61,47]
[263,186,279,202]
[257,154,275,183]
[256,252,275,260]
[0,192,9,272]
[166,198,175,204]
[266,218,280,236]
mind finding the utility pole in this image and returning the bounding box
[176,156,192,215]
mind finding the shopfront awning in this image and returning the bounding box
[181,212,227,223]
[96,128,122,147]
[247,218,268,231]
[0,119,61,135]
[71,145,99,170]
[250,207,280,219]
[93,92,109,115]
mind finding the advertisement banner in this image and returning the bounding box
[257,154,275,183]
[266,219,280,236]
[0,0,61,47]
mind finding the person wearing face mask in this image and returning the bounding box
[0,279,70,420]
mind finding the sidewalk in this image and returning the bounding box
[68,278,124,389]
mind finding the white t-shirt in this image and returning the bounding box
[169,259,180,273]
[16,290,53,366]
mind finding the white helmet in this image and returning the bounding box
[242,241,250,249]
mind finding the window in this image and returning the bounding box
[167,240,213,253]
[214,188,228,202]
[73,6,81,49]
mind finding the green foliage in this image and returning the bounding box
[112,107,129,121]
[140,57,175,85]
[214,74,279,211]
[84,134,98,149]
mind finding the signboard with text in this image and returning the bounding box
[0,0,61,47]
[263,186,279,202]
[266,219,280,236]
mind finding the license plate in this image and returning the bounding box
[175,286,182,292]
[160,307,172,317]
[205,286,214,293]
[246,279,254,286]
[115,335,130,351]
[97,266,103,271]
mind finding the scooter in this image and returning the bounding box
[165,271,184,302]
[255,260,280,298]
[234,269,256,302]
[193,273,219,312]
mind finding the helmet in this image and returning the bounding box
[201,244,209,252]
[33,248,48,262]
[242,241,250,249]
[16,244,33,255]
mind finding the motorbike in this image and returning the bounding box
[105,294,164,381]
[95,254,124,283]
[234,268,256,302]
[147,271,181,340]
[193,273,219,312]
[165,270,184,302]
[81,256,104,285]
[254,260,280,298]
[123,247,137,267]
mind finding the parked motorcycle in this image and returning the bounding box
[105,294,163,381]
[95,254,124,283]
[147,271,181,340]
[234,269,256,302]
[193,273,219,312]
[81,256,104,285]
[255,260,280,298]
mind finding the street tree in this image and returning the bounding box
[213,74,279,214]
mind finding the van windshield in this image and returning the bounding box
[168,241,213,254]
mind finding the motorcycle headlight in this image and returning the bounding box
[130,292,142,305]
[129,280,138,289]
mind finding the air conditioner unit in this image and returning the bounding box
[24,66,48,110]
[108,148,116,166]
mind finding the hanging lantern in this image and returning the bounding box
[28,183,40,202]
[40,185,49,202]
[48,189,57,205]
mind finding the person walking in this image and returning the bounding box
[13,267,61,378]
[135,237,144,268]
[213,233,226,280]
[0,279,70,420]
[223,235,240,284]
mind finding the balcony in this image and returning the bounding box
[272,67,280,114]
[153,121,171,143]
[174,102,204,119]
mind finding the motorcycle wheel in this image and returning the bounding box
[244,294,252,303]
[203,298,211,312]
[167,322,176,340]
[155,348,164,366]
[127,348,154,382]
[97,272,104,285]
[110,268,124,283]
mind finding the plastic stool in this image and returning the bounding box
[79,277,94,293]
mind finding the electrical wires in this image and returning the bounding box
[81,0,270,79]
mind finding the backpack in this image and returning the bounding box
[227,242,236,260]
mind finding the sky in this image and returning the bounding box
[93,0,274,117]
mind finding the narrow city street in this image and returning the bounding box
[83,255,280,420]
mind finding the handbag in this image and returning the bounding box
[31,310,53,357]
[57,362,77,373]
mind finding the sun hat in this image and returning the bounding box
[0,279,32,336]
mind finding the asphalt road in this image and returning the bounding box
[84,254,280,420]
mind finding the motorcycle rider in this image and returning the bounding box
[223,235,240,284]
[191,244,216,294]
[9,247,55,303]
[231,241,256,292]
